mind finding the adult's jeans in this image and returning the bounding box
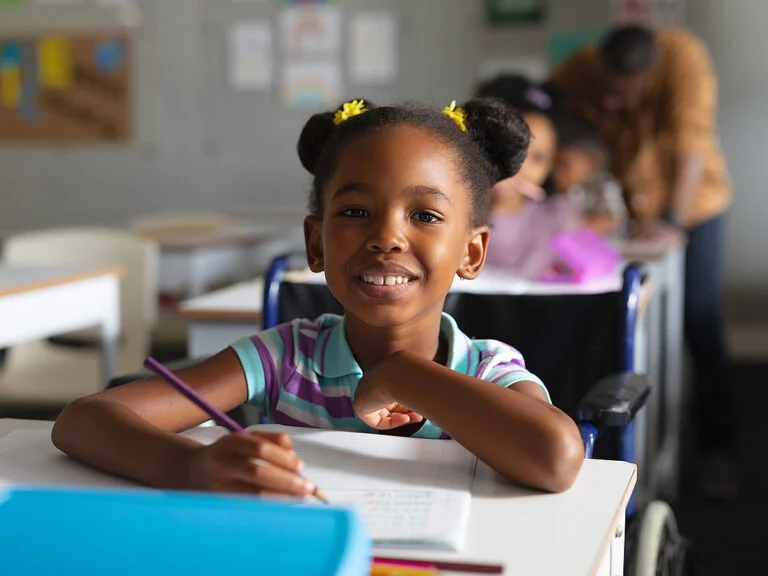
[685,214,734,453]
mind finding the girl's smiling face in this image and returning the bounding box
[304,124,489,329]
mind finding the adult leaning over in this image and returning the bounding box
[551,25,736,498]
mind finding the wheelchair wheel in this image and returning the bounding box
[632,500,692,576]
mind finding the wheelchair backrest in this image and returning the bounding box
[276,280,624,420]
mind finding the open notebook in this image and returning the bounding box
[185,425,477,550]
[0,425,476,551]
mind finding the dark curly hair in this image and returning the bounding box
[296,98,530,227]
[600,26,658,75]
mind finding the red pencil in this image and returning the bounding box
[373,557,503,574]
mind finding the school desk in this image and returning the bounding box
[0,265,123,383]
[135,221,304,300]
[0,418,636,576]
[177,278,263,357]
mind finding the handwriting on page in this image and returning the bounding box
[321,488,470,547]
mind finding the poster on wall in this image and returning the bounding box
[280,4,341,57]
[348,12,397,85]
[280,59,342,109]
[229,21,273,90]
[612,0,684,28]
[485,0,544,26]
[0,33,132,142]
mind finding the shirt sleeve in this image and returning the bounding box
[230,327,285,414]
[665,34,718,155]
[475,342,551,404]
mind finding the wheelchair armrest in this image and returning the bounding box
[106,357,203,389]
[576,373,650,427]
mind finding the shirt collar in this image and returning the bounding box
[313,313,471,378]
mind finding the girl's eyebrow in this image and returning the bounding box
[331,183,451,204]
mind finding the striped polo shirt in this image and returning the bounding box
[231,313,548,439]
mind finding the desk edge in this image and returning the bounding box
[0,266,125,298]
[589,463,637,576]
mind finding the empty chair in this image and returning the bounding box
[0,228,158,410]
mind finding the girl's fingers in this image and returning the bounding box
[230,434,303,472]
[235,459,315,496]
[249,431,294,450]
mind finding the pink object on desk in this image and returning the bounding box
[544,228,621,284]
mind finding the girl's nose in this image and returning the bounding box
[366,216,407,253]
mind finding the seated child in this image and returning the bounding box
[52,98,584,496]
[551,114,627,237]
[475,74,582,279]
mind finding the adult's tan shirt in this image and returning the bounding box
[551,28,732,226]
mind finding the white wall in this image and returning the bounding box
[0,0,482,230]
[1,0,765,306]
[686,0,768,296]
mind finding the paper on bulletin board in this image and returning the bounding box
[612,0,684,27]
[280,59,342,109]
[37,36,73,88]
[229,21,273,90]
[349,12,398,84]
[280,5,341,57]
[0,43,22,107]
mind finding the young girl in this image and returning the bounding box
[52,98,583,496]
[475,75,581,278]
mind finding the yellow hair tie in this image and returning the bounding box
[442,100,467,132]
[333,99,367,125]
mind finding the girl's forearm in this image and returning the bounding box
[52,397,201,490]
[383,352,583,492]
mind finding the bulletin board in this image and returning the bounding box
[0,32,131,142]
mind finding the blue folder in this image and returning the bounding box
[0,486,370,576]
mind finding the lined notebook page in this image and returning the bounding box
[185,425,476,550]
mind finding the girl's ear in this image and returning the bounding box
[304,216,324,272]
[457,225,490,280]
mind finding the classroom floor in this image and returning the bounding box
[675,360,768,575]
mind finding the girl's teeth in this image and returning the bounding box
[361,275,410,286]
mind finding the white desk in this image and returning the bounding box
[0,419,635,576]
[0,266,122,384]
[177,268,628,359]
[138,219,305,299]
[178,279,263,357]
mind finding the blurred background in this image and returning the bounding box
[0,1,766,573]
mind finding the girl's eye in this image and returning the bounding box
[412,211,441,224]
[341,207,368,218]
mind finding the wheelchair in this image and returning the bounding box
[263,254,692,576]
[109,254,692,575]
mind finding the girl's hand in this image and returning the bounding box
[187,431,316,498]
[354,358,424,430]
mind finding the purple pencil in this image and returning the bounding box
[143,356,328,504]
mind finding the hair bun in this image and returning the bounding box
[297,99,377,175]
[462,97,530,181]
